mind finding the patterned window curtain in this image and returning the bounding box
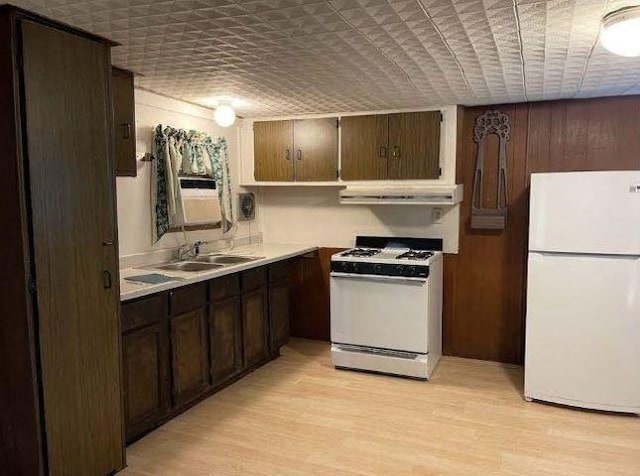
[151,125,234,242]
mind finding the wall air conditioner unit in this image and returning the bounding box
[339,184,463,205]
[178,176,222,225]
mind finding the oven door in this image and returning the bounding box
[330,272,430,353]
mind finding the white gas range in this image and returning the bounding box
[330,236,443,380]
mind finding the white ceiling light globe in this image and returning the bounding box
[601,7,640,57]
[214,104,236,127]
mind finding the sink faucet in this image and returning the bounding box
[177,240,206,260]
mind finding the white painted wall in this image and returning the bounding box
[116,89,257,259]
[241,106,461,253]
[255,187,460,252]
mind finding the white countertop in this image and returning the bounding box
[120,243,318,302]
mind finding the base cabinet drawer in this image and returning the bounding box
[121,294,167,333]
[209,297,243,384]
[209,274,240,302]
[122,322,170,442]
[170,309,209,407]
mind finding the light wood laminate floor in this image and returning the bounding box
[121,339,640,476]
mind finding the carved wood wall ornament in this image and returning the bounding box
[471,110,511,230]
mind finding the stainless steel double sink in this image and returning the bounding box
[151,254,263,273]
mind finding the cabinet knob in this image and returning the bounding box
[378,146,387,158]
[296,149,302,161]
[285,148,291,161]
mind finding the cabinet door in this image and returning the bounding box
[269,280,290,353]
[388,111,441,180]
[289,252,332,341]
[340,114,389,180]
[170,309,209,407]
[21,21,125,474]
[242,287,269,367]
[122,322,170,442]
[209,297,243,384]
[112,67,136,177]
[294,118,339,181]
[254,120,294,181]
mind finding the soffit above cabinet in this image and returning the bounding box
[11,0,640,116]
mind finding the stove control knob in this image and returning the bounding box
[407,266,417,277]
[351,263,359,273]
[374,264,382,274]
[395,265,404,275]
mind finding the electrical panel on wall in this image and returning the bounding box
[238,193,256,221]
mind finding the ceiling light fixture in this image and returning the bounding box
[214,104,236,127]
[601,6,640,57]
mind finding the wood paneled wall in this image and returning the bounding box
[444,96,640,364]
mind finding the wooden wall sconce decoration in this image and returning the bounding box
[471,110,511,230]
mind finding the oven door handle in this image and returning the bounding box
[330,272,427,285]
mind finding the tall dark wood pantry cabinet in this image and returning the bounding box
[0,6,125,475]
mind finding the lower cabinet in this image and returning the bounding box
[242,287,269,367]
[269,279,290,352]
[121,261,295,444]
[209,296,243,384]
[170,308,209,407]
[122,322,170,442]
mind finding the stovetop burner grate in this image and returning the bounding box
[396,250,434,260]
[341,248,381,258]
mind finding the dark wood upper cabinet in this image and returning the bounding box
[294,118,339,181]
[341,111,441,181]
[254,120,294,181]
[111,66,137,177]
[388,111,441,180]
[341,114,389,180]
[254,118,338,181]
[242,287,269,367]
[209,296,243,384]
[122,321,170,442]
[170,308,209,407]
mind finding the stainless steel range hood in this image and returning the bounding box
[339,184,463,205]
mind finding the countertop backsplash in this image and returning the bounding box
[118,233,263,270]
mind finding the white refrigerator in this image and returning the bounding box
[525,171,640,414]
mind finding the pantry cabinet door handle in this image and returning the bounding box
[378,146,387,158]
[285,148,291,161]
[296,149,302,161]
[122,123,131,139]
[103,270,113,289]
[392,146,400,158]
[102,240,114,247]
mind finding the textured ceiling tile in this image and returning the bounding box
[7,0,640,115]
